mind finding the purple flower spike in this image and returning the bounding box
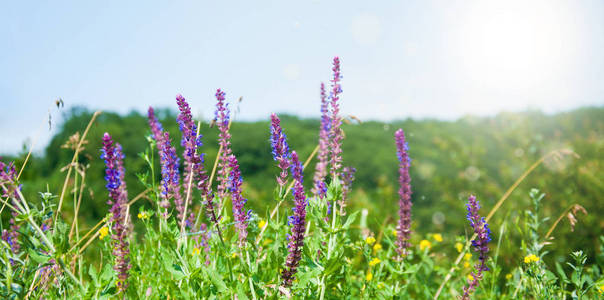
[312,82,330,199]
[0,161,20,254]
[270,113,291,189]
[281,151,307,287]
[462,195,492,299]
[394,129,412,257]
[147,107,164,142]
[228,155,248,247]
[101,133,131,293]
[215,89,233,208]
[329,57,344,180]
[339,166,356,215]
[176,94,208,228]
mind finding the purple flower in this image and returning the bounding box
[281,151,307,287]
[0,161,20,254]
[394,129,412,256]
[214,89,233,207]
[462,195,492,299]
[339,166,356,215]
[329,57,344,180]
[312,82,330,199]
[147,107,164,142]
[270,113,291,189]
[176,94,208,228]
[228,155,248,247]
[101,133,131,293]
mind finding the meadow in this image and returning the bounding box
[1,57,603,299]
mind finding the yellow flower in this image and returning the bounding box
[467,274,474,281]
[373,243,383,252]
[258,219,267,229]
[377,282,385,289]
[505,273,512,280]
[419,240,431,251]
[523,254,540,264]
[263,238,273,246]
[433,233,443,242]
[392,230,398,237]
[598,285,604,294]
[192,247,201,255]
[455,242,464,253]
[369,257,381,266]
[365,236,376,245]
[137,211,150,220]
[464,253,472,261]
[463,262,471,268]
[231,252,238,258]
[99,227,109,240]
[365,272,373,281]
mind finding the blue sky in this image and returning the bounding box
[1,0,603,154]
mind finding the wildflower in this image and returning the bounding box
[258,219,267,229]
[523,254,540,264]
[228,155,249,247]
[433,233,443,242]
[377,282,385,289]
[461,195,492,300]
[192,247,201,255]
[263,239,273,246]
[505,273,512,280]
[281,151,308,287]
[419,240,431,251]
[231,252,238,259]
[464,253,472,261]
[373,244,382,252]
[369,258,381,266]
[137,211,150,220]
[598,285,604,294]
[395,129,412,257]
[312,82,330,198]
[176,95,207,228]
[339,166,356,215]
[392,229,398,237]
[270,113,291,189]
[101,133,131,293]
[365,272,373,281]
[329,57,344,179]
[365,236,376,245]
[0,160,20,254]
[467,274,474,282]
[215,89,233,203]
[464,262,471,268]
[455,242,464,253]
[99,227,109,240]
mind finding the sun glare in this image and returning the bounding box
[456,1,576,93]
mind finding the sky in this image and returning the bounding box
[1,0,603,154]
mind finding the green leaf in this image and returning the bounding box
[205,268,227,293]
[28,249,51,264]
[341,211,359,230]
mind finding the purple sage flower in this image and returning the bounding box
[0,161,20,254]
[312,82,330,199]
[328,57,344,180]
[462,195,492,299]
[228,155,249,247]
[147,107,164,142]
[214,89,233,209]
[176,94,208,228]
[395,129,412,256]
[101,133,131,293]
[281,151,307,287]
[270,113,291,190]
[338,166,356,215]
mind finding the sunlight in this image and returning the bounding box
[456,1,575,94]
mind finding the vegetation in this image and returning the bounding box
[1,58,603,298]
